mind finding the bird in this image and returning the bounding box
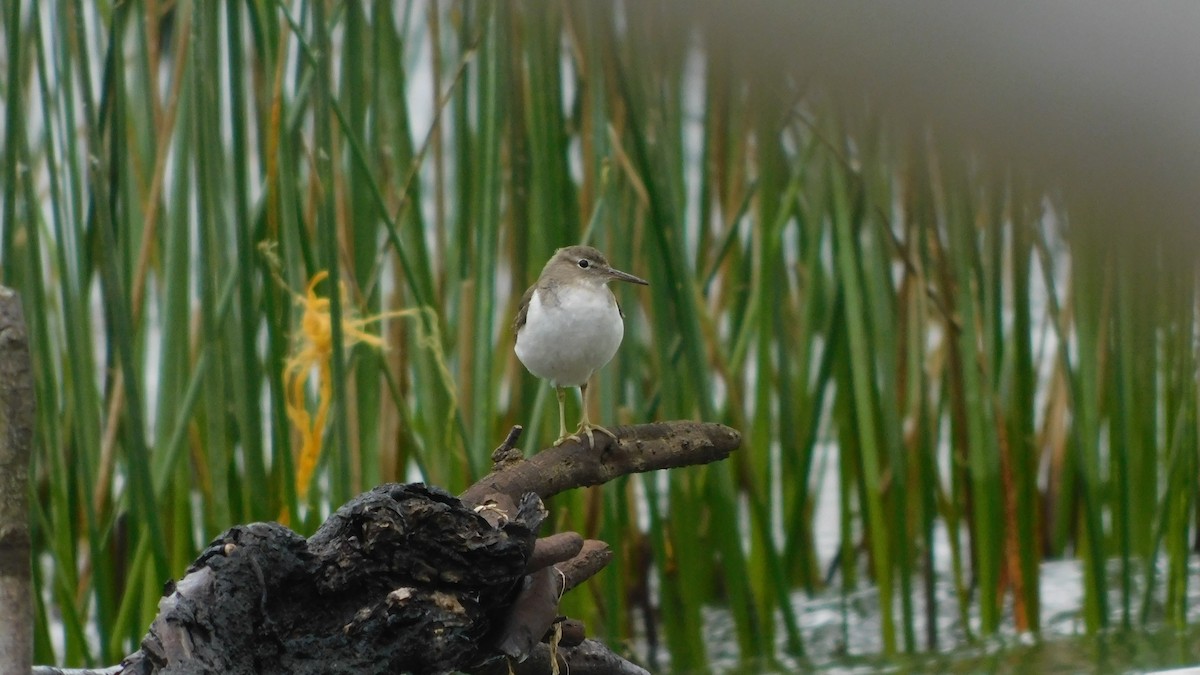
[514,245,648,448]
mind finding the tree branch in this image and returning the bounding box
[462,421,741,505]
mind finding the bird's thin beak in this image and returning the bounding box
[608,267,649,286]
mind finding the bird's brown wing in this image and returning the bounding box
[514,283,536,335]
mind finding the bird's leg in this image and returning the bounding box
[576,380,618,449]
[552,387,579,446]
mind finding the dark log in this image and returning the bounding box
[34,422,740,674]
[117,484,543,674]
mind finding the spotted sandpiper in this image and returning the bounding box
[514,245,649,447]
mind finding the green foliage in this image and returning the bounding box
[2,1,1196,670]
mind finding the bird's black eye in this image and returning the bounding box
[578,259,590,269]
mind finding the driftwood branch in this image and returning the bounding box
[0,287,34,674]
[33,421,740,674]
[463,421,741,505]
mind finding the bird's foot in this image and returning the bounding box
[552,422,617,449]
[552,432,582,447]
[575,421,617,449]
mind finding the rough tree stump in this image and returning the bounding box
[34,422,740,675]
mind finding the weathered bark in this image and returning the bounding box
[113,484,542,675]
[0,287,34,674]
[462,421,741,505]
[33,422,739,674]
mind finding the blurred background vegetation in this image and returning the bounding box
[2,1,1198,672]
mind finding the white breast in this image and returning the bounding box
[515,285,625,387]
